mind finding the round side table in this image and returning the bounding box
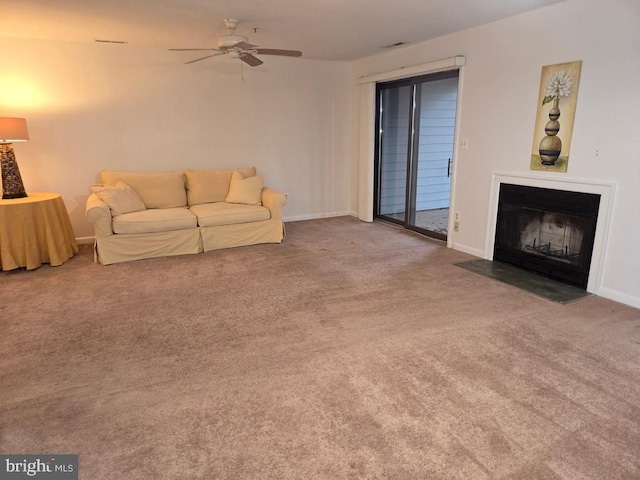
[0,192,79,271]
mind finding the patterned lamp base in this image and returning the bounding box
[1,143,27,199]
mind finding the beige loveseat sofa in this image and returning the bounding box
[85,167,287,265]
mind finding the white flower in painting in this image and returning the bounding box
[545,70,573,98]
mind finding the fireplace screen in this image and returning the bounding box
[494,184,600,289]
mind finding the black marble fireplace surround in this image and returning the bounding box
[494,183,600,290]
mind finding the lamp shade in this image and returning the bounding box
[0,117,29,143]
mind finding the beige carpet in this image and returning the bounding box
[1,216,639,479]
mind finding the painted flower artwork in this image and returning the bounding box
[530,61,582,173]
[543,70,573,105]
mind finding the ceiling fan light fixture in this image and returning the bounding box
[218,35,249,49]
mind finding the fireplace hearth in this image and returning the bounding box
[494,184,600,289]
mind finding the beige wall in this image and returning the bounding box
[0,38,355,238]
[352,0,640,307]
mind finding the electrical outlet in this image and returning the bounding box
[454,212,460,232]
[459,138,469,150]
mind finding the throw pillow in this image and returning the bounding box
[91,181,147,216]
[185,167,256,205]
[225,170,264,206]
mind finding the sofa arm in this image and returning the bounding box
[86,193,114,237]
[262,187,287,220]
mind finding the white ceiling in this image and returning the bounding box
[3,0,562,61]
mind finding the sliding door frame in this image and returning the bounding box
[374,69,460,241]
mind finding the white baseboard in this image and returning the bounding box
[597,287,640,309]
[284,211,356,222]
[76,236,95,245]
[452,243,484,258]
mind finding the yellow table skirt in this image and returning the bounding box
[0,192,79,271]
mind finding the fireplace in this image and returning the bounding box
[493,184,600,289]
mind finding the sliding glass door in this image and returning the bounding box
[377,84,412,225]
[375,70,459,240]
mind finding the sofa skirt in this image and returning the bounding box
[94,219,285,265]
[200,218,285,252]
[95,229,202,265]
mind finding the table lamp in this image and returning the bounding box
[0,117,29,199]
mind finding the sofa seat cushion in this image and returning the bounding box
[112,208,197,234]
[190,202,270,227]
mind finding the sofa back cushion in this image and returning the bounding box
[185,167,256,206]
[101,170,187,209]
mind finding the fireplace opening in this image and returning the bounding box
[494,184,600,289]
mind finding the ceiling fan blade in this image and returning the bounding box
[168,48,220,51]
[184,53,224,64]
[240,54,263,67]
[255,48,302,57]
[233,41,258,50]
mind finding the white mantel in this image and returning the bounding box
[485,172,616,294]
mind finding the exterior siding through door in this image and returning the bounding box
[379,78,457,216]
[379,87,410,216]
[415,77,458,211]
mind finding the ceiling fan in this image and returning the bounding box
[169,18,302,67]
